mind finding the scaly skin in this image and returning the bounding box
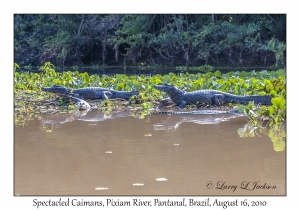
[41,85,139,110]
[41,85,139,100]
[154,84,272,108]
[152,109,240,115]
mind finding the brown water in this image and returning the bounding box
[14,110,286,196]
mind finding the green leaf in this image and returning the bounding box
[271,97,286,109]
[234,85,240,92]
[275,115,280,123]
[258,91,266,96]
[270,90,277,96]
[117,83,125,90]
[237,105,244,113]
[155,78,162,84]
[268,106,275,115]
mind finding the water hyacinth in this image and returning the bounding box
[14,62,286,127]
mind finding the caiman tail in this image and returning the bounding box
[113,91,139,100]
[152,109,240,115]
[225,95,272,105]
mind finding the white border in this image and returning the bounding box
[2,0,297,209]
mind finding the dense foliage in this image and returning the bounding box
[14,14,286,69]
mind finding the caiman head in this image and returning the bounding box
[41,85,72,96]
[153,84,180,94]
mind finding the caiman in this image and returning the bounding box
[154,84,272,108]
[41,85,139,110]
[41,85,139,100]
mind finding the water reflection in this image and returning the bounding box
[238,123,286,152]
[14,109,286,195]
[40,109,136,130]
[152,112,244,131]
[38,109,286,152]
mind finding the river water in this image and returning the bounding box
[14,110,286,196]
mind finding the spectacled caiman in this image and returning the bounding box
[41,85,139,100]
[154,84,272,108]
[41,85,139,110]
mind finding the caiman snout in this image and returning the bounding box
[154,84,176,93]
[41,85,71,95]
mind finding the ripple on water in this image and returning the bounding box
[156,178,168,182]
[95,187,109,190]
[133,183,144,186]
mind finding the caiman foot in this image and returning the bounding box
[159,98,173,107]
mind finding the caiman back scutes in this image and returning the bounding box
[154,84,272,108]
[41,85,139,110]
[152,109,240,115]
[42,85,139,100]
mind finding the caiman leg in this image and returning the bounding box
[159,97,173,107]
[178,101,187,109]
[101,91,113,99]
[68,97,91,110]
[73,91,113,100]
[180,95,222,108]
[211,94,225,106]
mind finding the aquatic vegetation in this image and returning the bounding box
[238,123,286,152]
[14,63,20,71]
[14,62,286,128]
[237,96,286,127]
[15,61,285,151]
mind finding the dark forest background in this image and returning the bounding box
[14,14,286,69]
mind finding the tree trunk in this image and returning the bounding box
[102,30,107,66]
[113,43,119,62]
[205,52,210,65]
[78,15,85,36]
